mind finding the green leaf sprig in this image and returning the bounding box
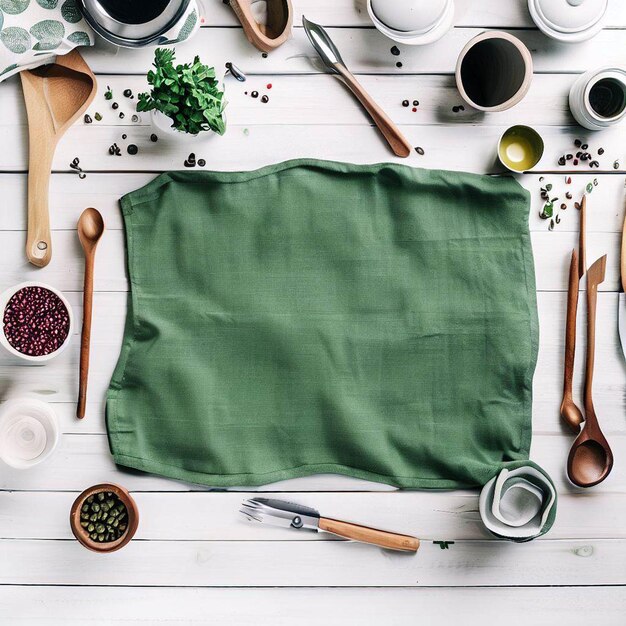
[137,48,226,136]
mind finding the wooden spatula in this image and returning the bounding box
[20,50,97,267]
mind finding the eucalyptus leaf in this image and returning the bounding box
[30,19,64,50]
[1,26,30,52]
[0,0,30,15]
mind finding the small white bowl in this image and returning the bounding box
[367,0,455,46]
[0,282,74,364]
[0,399,59,469]
[150,109,225,143]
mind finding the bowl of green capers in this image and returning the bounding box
[70,483,139,553]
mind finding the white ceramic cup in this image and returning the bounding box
[0,399,59,469]
[150,108,224,143]
[569,68,626,130]
[0,282,74,364]
[455,31,533,112]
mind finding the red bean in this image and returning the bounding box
[3,287,69,356]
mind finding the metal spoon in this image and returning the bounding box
[77,208,105,419]
[567,254,614,487]
[302,16,412,158]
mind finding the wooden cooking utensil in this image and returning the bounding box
[77,208,105,419]
[567,255,614,487]
[229,0,293,52]
[560,249,584,431]
[579,194,587,278]
[20,50,97,267]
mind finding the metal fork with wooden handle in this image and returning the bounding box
[241,497,419,552]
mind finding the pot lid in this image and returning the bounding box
[528,0,607,35]
[370,0,452,34]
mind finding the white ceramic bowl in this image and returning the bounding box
[0,282,74,364]
[0,399,59,469]
[151,109,225,143]
[569,68,626,131]
[367,0,454,46]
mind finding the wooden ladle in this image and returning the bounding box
[567,255,614,487]
[20,50,97,267]
[77,208,105,419]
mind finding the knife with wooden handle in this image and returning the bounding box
[241,497,420,552]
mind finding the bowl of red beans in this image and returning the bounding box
[0,282,74,363]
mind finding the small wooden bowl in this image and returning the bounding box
[70,483,139,553]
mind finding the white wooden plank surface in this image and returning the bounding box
[2,586,625,626]
[1,0,625,618]
[2,537,626,586]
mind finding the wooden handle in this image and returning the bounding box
[563,249,579,400]
[579,195,587,278]
[77,253,95,419]
[333,64,412,158]
[319,517,419,552]
[620,195,626,292]
[20,72,55,267]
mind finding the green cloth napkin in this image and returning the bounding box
[107,159,539,489]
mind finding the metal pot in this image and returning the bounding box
[78,0,199,48]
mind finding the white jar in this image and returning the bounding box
[569,68,626,130]
[0,399,59,469]
[150,109,223,143]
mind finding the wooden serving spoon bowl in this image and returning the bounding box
[20,50,97,267]
[567,255,614,488]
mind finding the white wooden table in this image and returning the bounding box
[1,1,626,623]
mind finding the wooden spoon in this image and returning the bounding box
[20,50,97,267]
[77,208,105,419]
[560,249,584,431]
[229,0,293,52]
[567,255,614,487]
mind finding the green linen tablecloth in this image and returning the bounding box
[107,159,539,489]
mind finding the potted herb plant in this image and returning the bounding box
[137,48,226,141]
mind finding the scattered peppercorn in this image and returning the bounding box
[198,159,206,167]
[84,114,92,124]
[574,139,581,147]
[555,214,561,224]
[560,203,567,210]
[119,112,125,119]
[123,89,133,98]
[251,91,259,98]
[150,134,158,142]
[131,114,140,123]
[415,146,425,155]
[94,112,102,121]
[566,154,573,160]
[566,191,572,199]
[413,100,419,107]
[565,176,572,184]
[266,83,272,89]
[261,95,269,103]
[402,100,409,107]
[614,160,620,169]
[127,144,138,155]
[581,143,588,150]
[558,156,566,166]
[262,52,268,58]
[122,134,127,140]
[597,147,604,155]
[390,46,400,56]
[112,102,119,110]
[573,159,579,166]
[396,62,403,68]
[412,107,417,112]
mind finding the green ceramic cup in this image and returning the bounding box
[498,125,544,173]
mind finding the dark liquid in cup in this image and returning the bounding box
[589,78,626,119]
[99,0,172,24]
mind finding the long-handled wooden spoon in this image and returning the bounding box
[560,248,584,431]
[20,50,97,267]
[567,255,614,487]
[77,208,105,419]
